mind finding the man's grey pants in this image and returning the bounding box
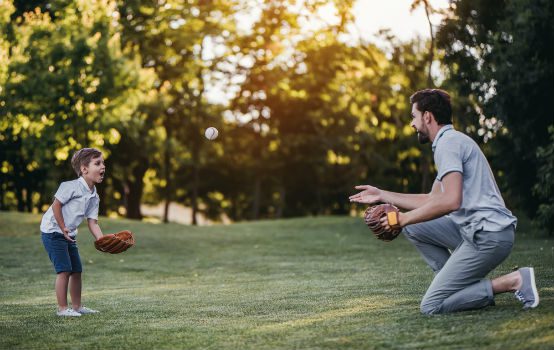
[403,216,515,314]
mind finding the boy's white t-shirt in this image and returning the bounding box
[40,177,100,237]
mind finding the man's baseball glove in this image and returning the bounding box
[364,204,402,242]
[95,230,135,254]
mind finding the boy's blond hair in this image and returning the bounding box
[71,148,102,176]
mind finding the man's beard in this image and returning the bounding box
[417,130,430,144]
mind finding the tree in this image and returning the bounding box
[227,1,433,218]
[1,0,146,213]
[534,126,554,234]
[436,0,554,227]
[116,0,237,224]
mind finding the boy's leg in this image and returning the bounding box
[55,272,71,310]
[69,273,82,310]
[67,240,83,310]
[420,228,514,314]
[402,216,462,272]
[42,232,74,310]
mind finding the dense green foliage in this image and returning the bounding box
[436,0,554,233]
[0,211,553,349]
[0,0,552,232]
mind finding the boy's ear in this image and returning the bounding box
[80,164,88,175]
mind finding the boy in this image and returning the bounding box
[40,148,106,317]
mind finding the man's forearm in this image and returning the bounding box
[399,172,463,227]
[380,191,430,210]
[401,197,456,226]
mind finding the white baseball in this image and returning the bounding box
[205,127,218,140]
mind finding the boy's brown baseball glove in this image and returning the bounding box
[364,204,402,241]
[95,230,135,254]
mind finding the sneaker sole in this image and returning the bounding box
[527,267,540,308]
[57,313,81,317]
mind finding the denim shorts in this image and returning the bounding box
[41,232,82,274]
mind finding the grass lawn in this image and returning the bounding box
[1,211,553,349]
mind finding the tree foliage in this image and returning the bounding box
[436,0,554,232]
[1,0,551,233]
[1,0,145,213]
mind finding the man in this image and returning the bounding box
[349,89,539,314]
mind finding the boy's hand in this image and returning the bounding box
[62,227,76,242]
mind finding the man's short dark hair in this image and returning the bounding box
[71,148,102,176]
[410,89,453,125]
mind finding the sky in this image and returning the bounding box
[352,0,450,42]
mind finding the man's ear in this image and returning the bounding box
[424,111,436,124]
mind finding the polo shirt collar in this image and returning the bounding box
[432,124,454,153]
[78,176,96,195]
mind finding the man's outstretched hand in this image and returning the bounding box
[349,185,382,205]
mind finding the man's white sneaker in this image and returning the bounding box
[75,306,99,314]
[57,308,82,317]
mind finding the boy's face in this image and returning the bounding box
[81,156,106,184]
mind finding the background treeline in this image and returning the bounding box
[0,0,552,233]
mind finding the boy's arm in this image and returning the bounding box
[87,219,103,241]
[51,199,75,242]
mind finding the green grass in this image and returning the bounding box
[1,211,553,349]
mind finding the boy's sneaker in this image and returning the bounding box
[57,308,81,317]
[514,267,539,309]
[75,306,99,314]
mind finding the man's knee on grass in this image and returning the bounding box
[420,299,442,315]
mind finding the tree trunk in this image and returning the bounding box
[0,180,5,210]
[420,150,433,192]
[13,149,25,212]
[15,183,24,212]
[230,193,238,221]
[251,177,261,220]
[125,163,148,220]
[191,157,200,226]
[97,182,107,216]
[423,0,435,87]
[163,130,171,223]
[276,185,286,218]
[25,187,33,212]
[421,157,430,192]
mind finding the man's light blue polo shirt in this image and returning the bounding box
[432,125,517,241]
[40,177,100,237]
